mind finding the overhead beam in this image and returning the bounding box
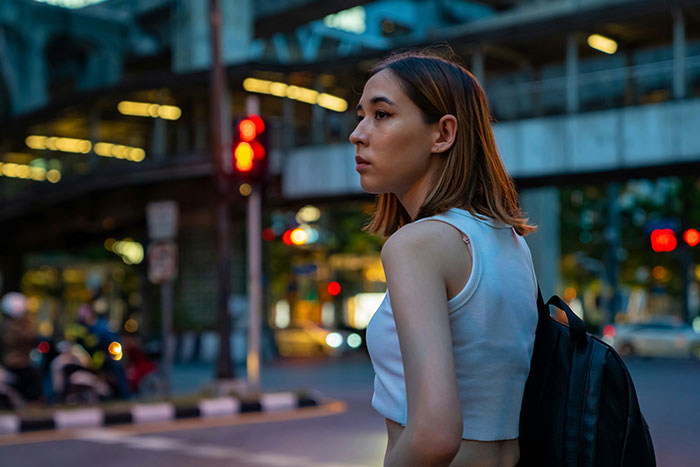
[254,0,375,37]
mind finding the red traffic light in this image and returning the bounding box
[251,140,265,160]
[233,115,266,181]
[650,228,677,252]
[249,114,265,134]
[328,281,341,296]
[684,228,700,247]
[239,119,257,142]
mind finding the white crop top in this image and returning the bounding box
[366,207,538,441]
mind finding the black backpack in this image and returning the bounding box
[517,288,656,467]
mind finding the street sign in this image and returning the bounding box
[146,201,179,240]
[148,240,178,283]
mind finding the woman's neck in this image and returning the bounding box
[398,158,445,220]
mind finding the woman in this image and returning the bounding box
[351,51,539,466]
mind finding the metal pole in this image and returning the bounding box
[160,280,174,395]
[210,0,233,379]
[247,184,263,392]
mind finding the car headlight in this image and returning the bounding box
[325,332,343,348]
[346,333,362,348]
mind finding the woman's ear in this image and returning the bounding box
[431,114,458,154]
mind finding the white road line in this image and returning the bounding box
[75,429,369,466]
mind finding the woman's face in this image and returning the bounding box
[349,69,440,197]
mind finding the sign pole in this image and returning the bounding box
[247,183,262,392]
[146,201,179,396]
[160,280,174,395]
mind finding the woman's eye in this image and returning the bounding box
[375,110,390,120]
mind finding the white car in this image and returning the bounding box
[603,318,700,359]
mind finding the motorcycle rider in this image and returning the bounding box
[0,292,43,403]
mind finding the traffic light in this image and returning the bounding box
[683,228,700,247]
[233,115,267,183]
[650,228,677,252]
[282,227,308,246]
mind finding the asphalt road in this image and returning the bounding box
[0,353,698,466]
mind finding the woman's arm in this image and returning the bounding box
[380,221,463,466]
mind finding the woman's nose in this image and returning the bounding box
[349,121,367,146]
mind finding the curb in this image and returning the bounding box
[0,392,318,435]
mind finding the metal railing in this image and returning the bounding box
[486,55,700,120]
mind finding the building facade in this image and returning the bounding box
[2,0,700,357]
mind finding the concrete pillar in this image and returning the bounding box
[173,0,252,72]
[173,0,210,72]
[220,0,252,65]
[520,187,561,298]
[565,32,579,114]
[672,7,686,100]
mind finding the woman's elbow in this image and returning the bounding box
[412,425,462,463]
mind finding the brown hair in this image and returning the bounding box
[361,50,536,237]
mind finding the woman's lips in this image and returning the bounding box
[355,156,370,171]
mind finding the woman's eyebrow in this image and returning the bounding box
[356,95,396,111]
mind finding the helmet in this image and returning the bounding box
[1,292,27,319]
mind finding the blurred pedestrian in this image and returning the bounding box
[0,292,43,402]
[76,302,131,399]
[351,50,538,466]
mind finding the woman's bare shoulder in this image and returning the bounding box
[381,220,470,278]
[386,218,464,245]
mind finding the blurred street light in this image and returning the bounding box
[587,34,618,54]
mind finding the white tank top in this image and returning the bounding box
[366,207,538,441]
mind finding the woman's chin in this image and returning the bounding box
[359,180,384,195]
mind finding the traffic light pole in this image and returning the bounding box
[247,183,263,392]
[244,95,263,392]
[210,0,233,379]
